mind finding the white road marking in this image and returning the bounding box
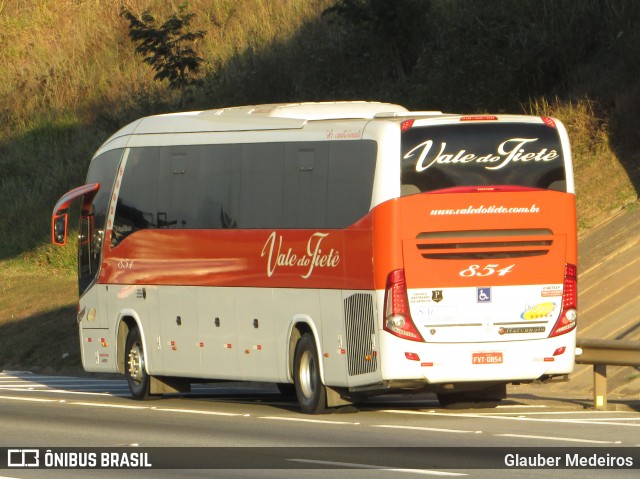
[372,425,481,434]
[0,373,129,398]
[552,420,640,427]
[287,459,467,476]
[0,379,121,385]
[69,401,149,410]
[543,416,640,421]
[260,416,358,425]
[470,410,635,416]
[380,409,640,426]
[1,387,127,397]
[152,407,242,417]
[0,395,57,403]
[0,394,245,417]
[495,404,547,409]
[494,433,617,444]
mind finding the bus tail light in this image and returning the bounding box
[383,269,424,342]
[541,116,557,128]
[549,263,577,338]
[401,119,415,132]
[460,115,498,121]
[405,352,420,361]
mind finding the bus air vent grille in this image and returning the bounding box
[343,293,378,376]
[416,228,553,260]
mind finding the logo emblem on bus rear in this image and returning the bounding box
[431,290,443,303]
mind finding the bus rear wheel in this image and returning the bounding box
[125,326,151,400]
[293,333,327,414]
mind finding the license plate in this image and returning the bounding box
[472,352,503,364]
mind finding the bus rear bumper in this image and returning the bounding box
[379,330,576,385]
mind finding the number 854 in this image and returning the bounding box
[459,264,514,277]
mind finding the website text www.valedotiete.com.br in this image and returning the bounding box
[430,204,540,216]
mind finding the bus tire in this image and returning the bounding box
[125,326,151,400]
[293,333,327,414]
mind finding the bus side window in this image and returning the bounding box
[112,148,159,247]
[326,141,377,227]
[199,144,240,229]
[79,148,123,294]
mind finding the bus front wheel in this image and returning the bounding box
[293,333,327,414]
[125,326,151,400]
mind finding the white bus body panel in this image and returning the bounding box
[80,283,382,388]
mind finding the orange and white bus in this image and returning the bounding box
[52,102,577,413]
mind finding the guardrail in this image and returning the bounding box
[575,338,640,410]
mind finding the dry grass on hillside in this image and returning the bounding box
[529,98,637,230]
[0,0,330,131]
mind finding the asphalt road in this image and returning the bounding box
[1,372,639,479]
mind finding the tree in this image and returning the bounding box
[120,3,205,105]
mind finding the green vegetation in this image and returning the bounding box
[120,3,205,105]
[1,0,638,372]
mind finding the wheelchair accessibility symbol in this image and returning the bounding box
[477,287,492,303]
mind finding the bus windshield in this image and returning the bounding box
[401,122,566,193]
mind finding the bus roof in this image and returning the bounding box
[96,102,559,156]
[96,102,410,153]
[207,101,409,120]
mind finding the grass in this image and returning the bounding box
[527,97,637,230]
[0,260,79,373]
[1,0,638,373]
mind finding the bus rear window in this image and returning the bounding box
[401,123,566,194]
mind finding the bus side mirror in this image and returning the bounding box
[51,183,101,247]
[52,214,68,246]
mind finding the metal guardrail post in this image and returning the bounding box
[593,364,607,411]
[575,338,640,410]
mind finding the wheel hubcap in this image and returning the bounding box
[299,350,316,399]
[128,342,145,384]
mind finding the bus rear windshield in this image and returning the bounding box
[401,123,566,193]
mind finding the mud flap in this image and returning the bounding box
[150,376,191,395]
[326,386,353,408]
